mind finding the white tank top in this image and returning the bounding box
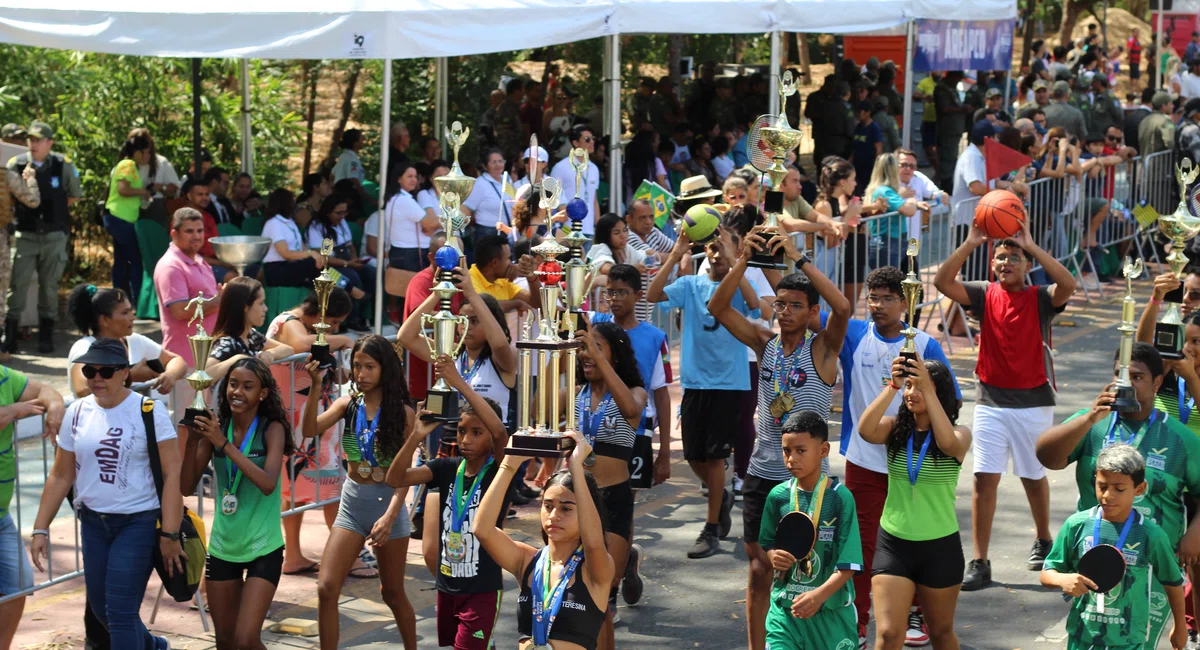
[457,351,511,426]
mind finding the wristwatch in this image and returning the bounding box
[159,530,182,542]
[791,251,811,267]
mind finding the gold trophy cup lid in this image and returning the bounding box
[434,121,476,199]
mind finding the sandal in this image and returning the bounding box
[349,548,379,579]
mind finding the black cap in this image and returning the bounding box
[856,100,873,113]
[73,338,130,367]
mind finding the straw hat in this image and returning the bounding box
[676,175,723,200]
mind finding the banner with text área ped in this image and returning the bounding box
[912,19,1016,73]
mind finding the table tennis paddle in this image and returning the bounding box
[774,511,816,581]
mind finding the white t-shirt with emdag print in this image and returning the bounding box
[59,392,177,514]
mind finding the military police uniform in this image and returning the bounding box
[5,121,81,354]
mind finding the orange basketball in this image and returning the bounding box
[973,189,1027,238]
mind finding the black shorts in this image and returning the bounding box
[920,122,938,148]
[843,233,869,284]
[602,480,635,542]
[388,246,424,273]
[741,475,785,545]
[681,389,741,462]
[628,433,654,490]
[206,546,284,585]
[872,528,964,589]
[1130,64,1142,80]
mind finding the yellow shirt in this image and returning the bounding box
[469,264,522,301]
[918,77,938,123]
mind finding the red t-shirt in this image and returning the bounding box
[404,265,465,400]
[199,212,220,260]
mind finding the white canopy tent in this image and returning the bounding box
[0,0,1015,333]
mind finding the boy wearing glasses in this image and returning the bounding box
[837,266,960,645]
[934,219,1075,592]
[707,226,851,650]
[549,124,600,239]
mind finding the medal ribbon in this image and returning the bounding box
[355,398,381,468]
[224,417,260,498]
[1104,410,1159,448]
[458,351,486,386]
[907,431,934,487]
[580,384,613,448]
[450,456,494,534]
[787,474,827,581]
[773,338,798,423]
[531,545,584,646]
[1179,376,1194,424]
[1091,506,1136,553]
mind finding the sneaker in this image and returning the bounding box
[904,608,930,646]
[506,507,518,520]
[1081,274,1102,292]
[961,558,991,591]
[718,488,733,539]
[622,544,645,605]
[732,475,745,501]
[1027,538,1052,570]
[509,489,531,506]
[516,482,539,500]
[858,624,868,650]
[1186,630,1200,650]
[687,528,719,559]
[701,480,708,497]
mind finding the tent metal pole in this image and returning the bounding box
[191,58,202,182]
[239,59,254,177]
[1157,0,1165,90]
[902,21,916,150]
[435,57,448,158]
[769,31,781,116]
[374,59,392,335]
[606,34,622,214]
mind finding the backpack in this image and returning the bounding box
[142,398,207,602]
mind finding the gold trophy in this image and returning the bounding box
[898,238,923,375]
[309,238,337,367]
[510,170,580,458]
[1113,256,1146,412]
[433,121,475,243]
[1153,159,1200,359]
[562,148,598,329]
[419,172,472,422]
[751,71,804,270]
[182,292,217,428]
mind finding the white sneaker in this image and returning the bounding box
[1081,274,1102,292]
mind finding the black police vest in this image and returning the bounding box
[10,154,70,233]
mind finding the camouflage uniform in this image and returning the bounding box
[0,167,39,324]
[492,100,524,161]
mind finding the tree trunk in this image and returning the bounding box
[302,62,318,177]
[797,33,812,82]
[324,61,363,170]
[1020,0,1038,68]
[540,47,558,85]
[668,35,683,93]
[1128,0,1148,23]
[1059,0,1099,46]
[733,35,744,64]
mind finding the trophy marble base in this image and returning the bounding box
[899,349,918,377]
[310,342,332,367]
[182,407,208,429]
[508,432,575,458]
[421,388,460,423]
[1154,321,1184,360]
[747,253,788,270]
[1110,384,1142,413]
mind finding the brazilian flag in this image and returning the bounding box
[633,180,675,229]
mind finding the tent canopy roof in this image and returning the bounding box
[0,0,1016,59]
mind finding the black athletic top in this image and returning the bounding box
[516,552,604,650]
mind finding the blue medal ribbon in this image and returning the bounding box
[580,384,613,449]
[530,545,585,646]
[449,456,493,535]
[1104,410,1159,448]
[1179,376,1194,424]
[1091,506,1136,553]
[458,351,485,386]
[224,417,260,497]
[355,399,381,467]
[906,430,933,487]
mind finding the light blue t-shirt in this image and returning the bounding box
[870,186,908,240]
[659,274,759,390]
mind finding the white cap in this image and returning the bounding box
[523,146,550,163]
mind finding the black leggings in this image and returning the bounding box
[263,259,321,287]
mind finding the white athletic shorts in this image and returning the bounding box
[971,404,1055,479]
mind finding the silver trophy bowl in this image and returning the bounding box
[209,236,272,276]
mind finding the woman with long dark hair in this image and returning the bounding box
[474,434,614,650]
[295,172,332,233]
[417,159,450,224]
[180,357,294,650]
[205,277,294,383]
[569,320,646,650]
[588,214,647,290]
[262,188,327,288]
[857,357,971,650]
[308,194,370,301]
[386,160,438,295]
[66,284,187,400]
[811,157,863,304]
[105,132,154,300]
[398,266,517,439]
[300,335,417,649]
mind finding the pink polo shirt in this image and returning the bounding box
[153,242,219,364]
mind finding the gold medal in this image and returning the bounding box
[446,531,467,561]
[357,465,372,479]
[372,466,385,482]
[770,393,795,419]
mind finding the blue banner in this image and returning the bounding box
[912,19,1016,73]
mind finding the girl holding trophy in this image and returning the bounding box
[300,334,418,650]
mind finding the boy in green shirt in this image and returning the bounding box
[1041,443,1187,650]
[760,410,862,650]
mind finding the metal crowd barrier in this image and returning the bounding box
[1,347,351,609]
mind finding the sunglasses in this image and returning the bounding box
[1106,134,1122,142]
[581,136,594,143]
[82,365,125,379]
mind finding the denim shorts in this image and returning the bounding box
[0,513,34,595]
[332,478,411,540]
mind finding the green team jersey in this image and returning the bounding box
[1043,507,1183,649]
[0,366,27,519]
[1065,408,1200,546]
[759,476,862,613]
[209,419,284,563]
[881,431,962,541]
[1154,378,1200,440]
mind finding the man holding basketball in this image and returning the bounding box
[934,213,1075,592]
[1036,342,1200,649]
